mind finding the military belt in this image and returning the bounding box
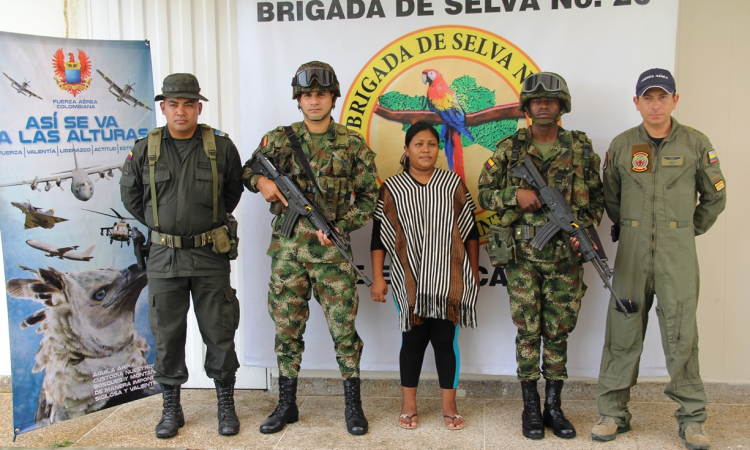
[151,230,213,249]
[514,225,546,240]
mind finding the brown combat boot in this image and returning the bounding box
[591,415,630,442]
[679,422,710,450]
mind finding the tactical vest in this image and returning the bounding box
[270,122,354,222]
[504,127,596,227]
[146,124,222,231]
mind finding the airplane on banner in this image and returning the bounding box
[26,239,95,261]
[11,200,68,230]
[0,151,122,202]
[96,69,153,111]
[3,72,43,100]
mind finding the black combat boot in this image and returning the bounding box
[215,376,240,436]
[155,383,185,439]
[343,377,368,435]
[543,379,576,438]
[521,380,545,439]
[260,376,299,434]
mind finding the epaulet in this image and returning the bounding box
[213,128,229,138]
[684,126,707,138]
[572,130,592,144]
[134,136,146,145]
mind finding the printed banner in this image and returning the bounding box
[0,32,157,436]
[239,1,679,377]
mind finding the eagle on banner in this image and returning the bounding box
[52,48,92,97]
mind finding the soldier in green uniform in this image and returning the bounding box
[242,61,378,436]
[478,73,604,440]
[592,69,725,450]
[120,73,244,439]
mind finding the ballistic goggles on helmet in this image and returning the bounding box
[521,73,570,96]
[291,68,338,88]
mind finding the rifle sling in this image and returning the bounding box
[284,126,323,197]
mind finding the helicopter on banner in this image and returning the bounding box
[83,208,136,246]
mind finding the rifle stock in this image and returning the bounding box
[510,155,635,316]
[250,152,372,287]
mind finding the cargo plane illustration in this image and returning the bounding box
[0,151,122,202]
[3,72,43,100]
[11,200,68,229]
[26,239,95,261]
[96,69,153,111]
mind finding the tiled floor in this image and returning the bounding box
[1,390,748,449]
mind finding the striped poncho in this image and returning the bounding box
[374,169,479,332]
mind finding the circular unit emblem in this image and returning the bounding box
[632,151,649,172]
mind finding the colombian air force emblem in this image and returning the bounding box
[52,48,92,97]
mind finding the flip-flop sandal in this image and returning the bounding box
[444,414,466,430]
[399,413,419,429]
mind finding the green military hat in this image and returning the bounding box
[291,61,341,100]
[155,73,209,102]
[518,72,571,120]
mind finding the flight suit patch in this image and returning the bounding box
[707,149,718,164]
[711,173,725,191]
[631,144,652,173]
[661,155,684,166]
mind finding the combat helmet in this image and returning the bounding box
[518,72,571,119]
[291,61,341,100]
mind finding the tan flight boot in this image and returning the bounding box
[591,415,630,442]
[679,422,710,450]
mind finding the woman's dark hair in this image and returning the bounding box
[402,121,440,171]
[405,120,439,146]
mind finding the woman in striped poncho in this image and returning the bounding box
[370,121,480,430]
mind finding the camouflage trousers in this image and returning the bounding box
[505,257,586,381]
[268,254,363,379]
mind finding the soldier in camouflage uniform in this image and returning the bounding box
[242,61,378,436]
[477,73,604,440]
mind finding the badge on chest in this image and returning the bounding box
[630,144,652,173]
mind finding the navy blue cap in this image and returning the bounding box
[636,68,676,97]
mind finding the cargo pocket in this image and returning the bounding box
[226,287,240,330]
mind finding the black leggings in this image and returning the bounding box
[400,318,460,390]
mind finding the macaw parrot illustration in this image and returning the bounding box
[422,69,474,181]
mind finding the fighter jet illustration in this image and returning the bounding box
[0,151,122,202]
[26,239,95,261]
[3,72,43,100]
[11,200,68,229]
[96,69,152,111]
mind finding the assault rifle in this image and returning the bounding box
[510,155,636,316]
[250,152,372,287]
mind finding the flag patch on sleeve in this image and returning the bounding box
[707,149,718,164]
[485,158,496,170]
[127,151,132,159]
[259,135,268,149]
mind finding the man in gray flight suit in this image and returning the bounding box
[120,73,244,439]
[592,69,726,450]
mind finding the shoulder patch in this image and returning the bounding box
[485,158,496,170]
[259,135,269,149]
[214,129,229,138]
[707,149,718,164]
